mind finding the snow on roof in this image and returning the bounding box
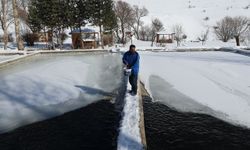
[70,28,97,34]
[157,31,175,35]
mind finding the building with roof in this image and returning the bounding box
[70,28,99,49]
[156,31,175,46]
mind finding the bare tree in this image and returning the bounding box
[198,28,209,45]
[139,25,146,41]
[0,0,13,50]
[114,0,134,44]
[172,24,185,47]
[12,0,24,50]
[139,25,152,41]
[150,18,164,46]
[231,16,250,46]
[214,16,250,46]
[214,16,234,42]
[248,32,250,46]
[129,5,148,40]
[245,30,250,46]
[139,25,147,41]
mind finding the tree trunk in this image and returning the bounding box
[115,29,121,44]
[121,25,125,45]
[136,20,140,39]
[1,0,8,50]
[177,41,180,47]
[99,25,104,49]
[58,29,63,50]
[44,29,48,49]
[12,0,24,50]
[135,30,139,40]
[235,36,240,46]
[151,35,155,47]
[51,29,55,50]
[3,28,8,50]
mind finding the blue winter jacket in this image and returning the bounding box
[122,51,140,75]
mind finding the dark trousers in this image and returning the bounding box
[129,73,138,93]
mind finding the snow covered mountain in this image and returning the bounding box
[120,0,250,40]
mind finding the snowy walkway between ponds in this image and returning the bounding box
[140,51,250,128]
[118,83,143,150]
[0,53,123,133]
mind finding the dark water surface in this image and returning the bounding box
[0,100,120,150]
[143,94,250,150]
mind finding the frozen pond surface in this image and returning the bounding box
[140,51,250,128]
[0,53,123,133]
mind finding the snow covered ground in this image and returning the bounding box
[113,39,250,53]
[121,0,250,41]
[118,79,143,150]
[140,51,250,128]
[0,53,123,133]
[0,55,21,63]
[145,39,248,50]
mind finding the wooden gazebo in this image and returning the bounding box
[70,28,99,49]
[156,31,175,45]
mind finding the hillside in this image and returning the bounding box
[121,0,250,40]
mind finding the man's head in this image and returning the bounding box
[129,44,136,53]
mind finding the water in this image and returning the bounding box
[0,52,128,149]
[0,52,124,133]
[0,100,121,150]
[142,93,250,150]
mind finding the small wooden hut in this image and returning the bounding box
[70,28,99,49]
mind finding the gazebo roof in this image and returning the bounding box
[156,31,175,35]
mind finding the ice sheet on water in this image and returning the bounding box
[0,53,123,133]
[140,51,250,128]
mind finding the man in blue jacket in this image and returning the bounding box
[123,45,140,96]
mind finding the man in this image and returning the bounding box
[123,44,140,96]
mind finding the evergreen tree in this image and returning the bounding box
[28,0,43,32]
[89,0,117,48]
[28,0,112,48]
[74,0,90,29]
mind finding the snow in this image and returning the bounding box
[0,55,21,63]
[113,38,250,53]
[118,78,143,150]
[120,0,250,41]
[0,53,123,133]
[131,39,249,51]
[140,51,250,128]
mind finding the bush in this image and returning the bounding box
[22,33,39,46]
